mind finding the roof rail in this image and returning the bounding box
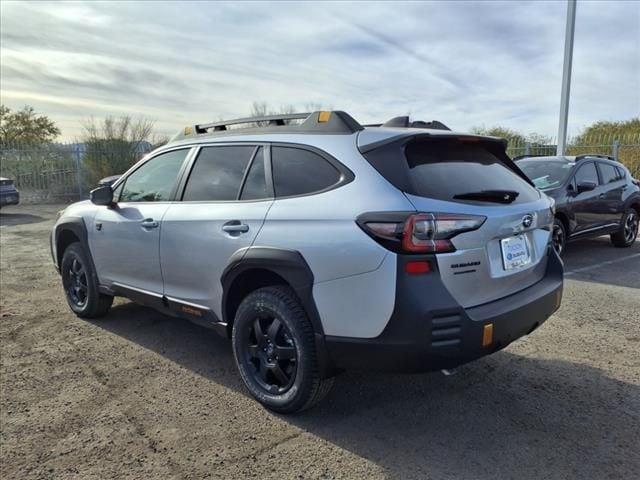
[173,111,363,141]
[195,113,311,133]
[576,154,616,162]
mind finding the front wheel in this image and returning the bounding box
[552,218,567,256]
[61,242,113,318]
[611,209,638,248]
[232,286,333,413]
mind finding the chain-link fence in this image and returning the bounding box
[0,134,638,204]
[0,141,153,204]
[507,132,640,178]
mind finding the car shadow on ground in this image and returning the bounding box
[94,302,640,479]
[562,236,640,289]
[0,211,46,227]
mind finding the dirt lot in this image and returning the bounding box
[1,204,639,480]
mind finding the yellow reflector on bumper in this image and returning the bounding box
[482,323,494,347]
[318,111,331,123]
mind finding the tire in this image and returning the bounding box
[552,218,567,256]
[61,242,113,318]
[232,286,333,413]
[611,208,639,248]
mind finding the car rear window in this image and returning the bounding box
[0,179,14,186]
[271,146,342,197]
[403,140,540,204]
[599,162,623,184]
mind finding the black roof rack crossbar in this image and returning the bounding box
[576,154,616,162]
[195,113,311,133]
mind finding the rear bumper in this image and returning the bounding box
[0,191,20,206]
[325,248,563,373]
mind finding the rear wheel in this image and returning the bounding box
[552,218,567,256]
[61,242,113,318]
[611,208,638,248]
[232,286,333,413]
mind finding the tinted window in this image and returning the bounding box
[518,160,575,190]
[183,146,255,201]
[240,147,269,200]
[272,147,342,197]
[119,149,188,202]
[404,140,540,204]
[574,163,599,186]
[599,163,620,184]
[615,166,626,181]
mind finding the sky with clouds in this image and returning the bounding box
[1,0,638,141]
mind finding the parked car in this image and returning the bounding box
[51,111,563,412]
[0,177,20,208]
[515,155,640,255]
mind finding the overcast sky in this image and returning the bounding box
[1,0,638,141]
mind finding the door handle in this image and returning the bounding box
[222,221,249,234]
[140,218,159,229]
[598,193,606,199]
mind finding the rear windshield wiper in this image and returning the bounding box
[453,190,519,204]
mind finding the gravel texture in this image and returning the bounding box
[1,204,639,480]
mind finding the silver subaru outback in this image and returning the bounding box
[51,111,563,412]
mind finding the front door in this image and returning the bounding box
[90,148,191,294]
[160,145,273,321]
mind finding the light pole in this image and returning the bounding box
[557,0,577,156]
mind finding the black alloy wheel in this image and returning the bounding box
[65,256,88,308]
[552,219,567,256]
[60,242,113,318]
[244,315,297,394]
[232,286,334,413]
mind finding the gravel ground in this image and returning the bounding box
[1,204,639,480]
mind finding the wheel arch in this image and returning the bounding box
[221,247,334,378]
[54,217,100,282]
[555,211,570,234]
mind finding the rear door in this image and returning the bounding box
[569,161,605,232]
[160,144,273,320]
[376,137,553,308]
[597,161,626,226]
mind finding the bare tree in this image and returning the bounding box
[81,116,156,185]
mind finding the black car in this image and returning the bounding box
[0,177,20,208]
[516,155,640,255]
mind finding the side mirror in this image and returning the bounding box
[90,185,114,206]
[577,181,596,193]
[98,174,121,187]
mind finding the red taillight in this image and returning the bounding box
[359,212,486,254]
[405,261,431,274]
[401,213,486,253]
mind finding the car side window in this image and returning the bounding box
[614,166,626,181]
[182,146,256,201]
[574,162,599,186]
[271,146,342,197]
[119,149,189,202]
[599,163,620,184]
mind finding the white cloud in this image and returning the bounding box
[1,0,638,141]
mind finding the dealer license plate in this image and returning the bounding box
[500,235,531,270]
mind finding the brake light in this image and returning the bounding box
[358,212,486,254]
[402,213,485,253]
